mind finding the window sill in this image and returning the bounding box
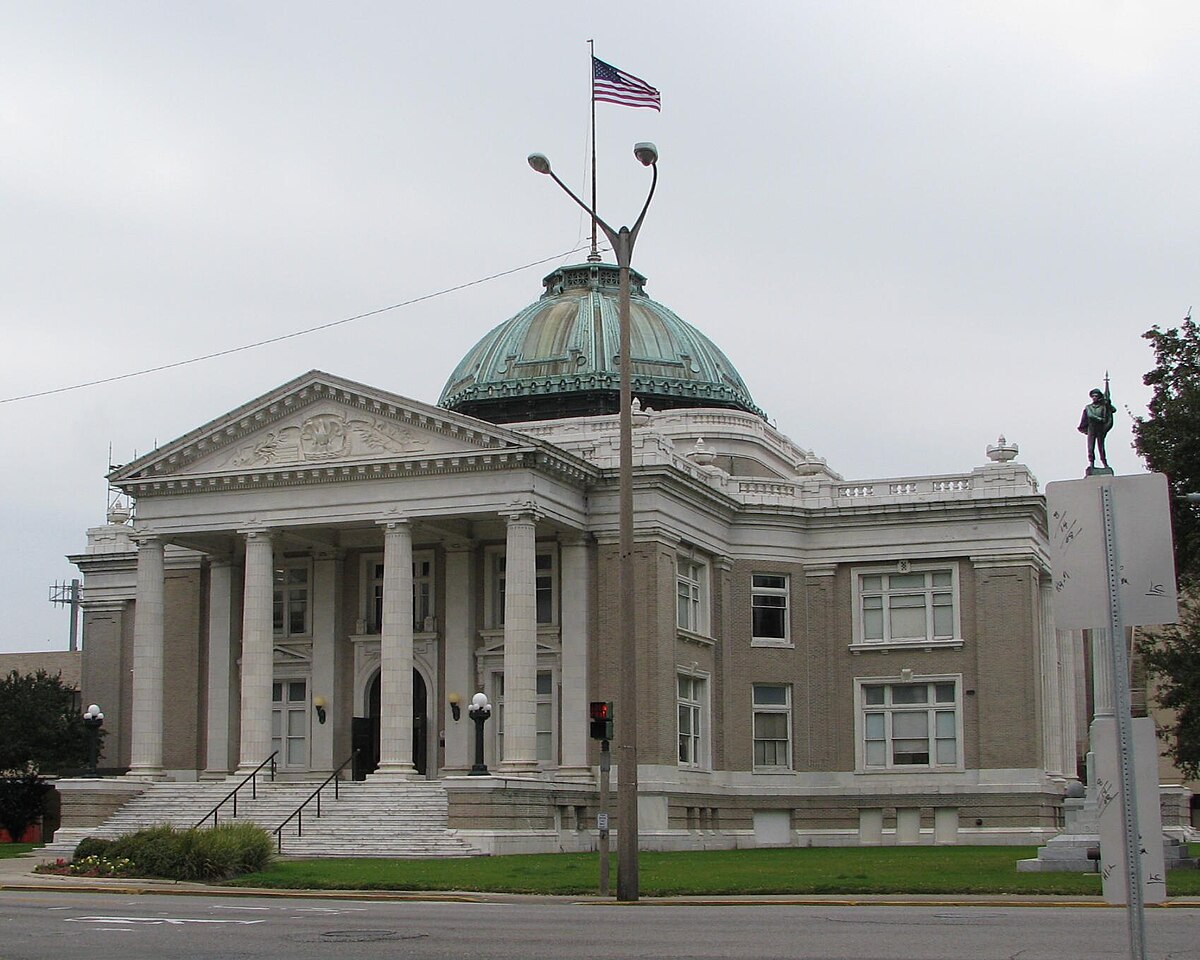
[855,766,965,775]
[848,638,964,654]
[677,629,715,648]
[751,638,794,649]
[752,766,795,775]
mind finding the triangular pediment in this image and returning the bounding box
[111,371,530,484]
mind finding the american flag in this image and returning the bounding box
[592,57,661,111]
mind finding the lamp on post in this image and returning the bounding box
[467,692,492,776]
[83,703,104,776]
[528,144,658,902]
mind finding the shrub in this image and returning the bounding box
[102,823,273,881]
[0,774,52,841]
[73,836,113,860]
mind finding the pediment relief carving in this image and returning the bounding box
[169,399,508,477]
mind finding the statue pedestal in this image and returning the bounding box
[1086,466,1115,477]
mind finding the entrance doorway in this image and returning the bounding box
[353,670,428,780]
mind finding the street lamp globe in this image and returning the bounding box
[633,142,658,166]
[527,153,552,175]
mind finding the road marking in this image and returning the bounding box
[66,916,265,925]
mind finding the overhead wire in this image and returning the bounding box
[1,243,606,405]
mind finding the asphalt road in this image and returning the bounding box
[1,891,1198,960]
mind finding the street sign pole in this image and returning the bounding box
[598,739,611,897]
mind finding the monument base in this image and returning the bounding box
[1085,466,1115,476]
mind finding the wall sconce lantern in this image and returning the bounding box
[448,692,461,722]
[313,696,327,725]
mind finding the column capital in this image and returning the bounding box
[131,530,163,548]
[238,527,275,544]
[377,515,410,533]
[500,500,541,524]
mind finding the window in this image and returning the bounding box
[676,557,708,635]
[751,574,789,644]
[273,561,310,637]
[859,679,960,770]
[366,551,435,632]
[752,683,791,769]
[271,679,308,769]
[677,673,708,768]
[488,548,557,628]
[856,567,958,646]
[494,671,555,765]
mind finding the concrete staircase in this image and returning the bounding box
[42,778,481,860]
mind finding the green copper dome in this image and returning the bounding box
[438,262,765,424]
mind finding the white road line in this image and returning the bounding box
[66,916,265,925]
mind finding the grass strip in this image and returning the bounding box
[227,845,1200,897]
[0,843,38,860]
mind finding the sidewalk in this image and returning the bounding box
[2,852,1198,908]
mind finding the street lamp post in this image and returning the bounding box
[528,144,658,901]
[467,692,492,776]
[83,703,104,776]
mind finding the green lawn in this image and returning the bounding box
[227,845,1200,897]
[0,844,38,860]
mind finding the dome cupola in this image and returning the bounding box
[438,262,764,423]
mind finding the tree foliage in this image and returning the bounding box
[0,670,92,774]
[1137,600,1200,780]
[1131,317,1200,584]
[0,774,52,841]
[1131,317,1200,780]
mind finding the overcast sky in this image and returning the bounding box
[2,2,1196,653]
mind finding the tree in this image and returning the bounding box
[1131,316,1200,780]
[1131,317,1200,583]
[1137,600,1200,780]
[0,670,92,774]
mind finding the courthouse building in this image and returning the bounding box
[71,261,1081,849]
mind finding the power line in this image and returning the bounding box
[1,243,600,405]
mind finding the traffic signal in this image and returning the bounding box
[589,701,613,741]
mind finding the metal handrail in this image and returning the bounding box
[273,750,359,853]
[194,751,278,829]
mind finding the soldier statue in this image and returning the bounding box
[1078,380,1116,473]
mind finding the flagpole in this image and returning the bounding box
[588,41,600,261]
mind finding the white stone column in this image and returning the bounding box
[558,536,592,778]
[442,542,475,774]
[237,530,275,774]
[202,557,235,778]
[375,519,416,778]
[1038,576,1065,776]
[500,510,539,774]
[309,551,340,775]
[1090,628,1115,718]
[128,535,165,779]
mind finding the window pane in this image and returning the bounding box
[288,567,306,585]
[536,732,553,762]
[287,737,305,766]
[932,571,952,587]
[936,738,957,764]
[678,676,690,699]
[272,682,283,702]
[865,741,885,765]
[863,608,884,641]
[287,709,306,736]
[536,672,553,696]
[892,742,930,764]
[753,574,787,590]
[288,681,306,702]
[862,596,883,611]
[863,685,885,705]
[891,685,928,705]
[536,702,552,729]
[861,575,882,592]
[933,604,953,638]
[889,593,924,608]
[889,606,926,639]
[865,713,885,738]
[753,684,787,706]
[934,683,956,703]
[678,704,692,735]
[271,712,282,737]
[753,606,787,638]
[892,712,928,739]
[889,573,925,589]
[536,553,552,571]
[754,713,788,738]
[935,710,956,737]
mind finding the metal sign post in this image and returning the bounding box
[598,739,611,897]
[1100,485,1146,960]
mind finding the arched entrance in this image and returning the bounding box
[353,669,428,779]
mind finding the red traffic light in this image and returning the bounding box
[589,701,611,721]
